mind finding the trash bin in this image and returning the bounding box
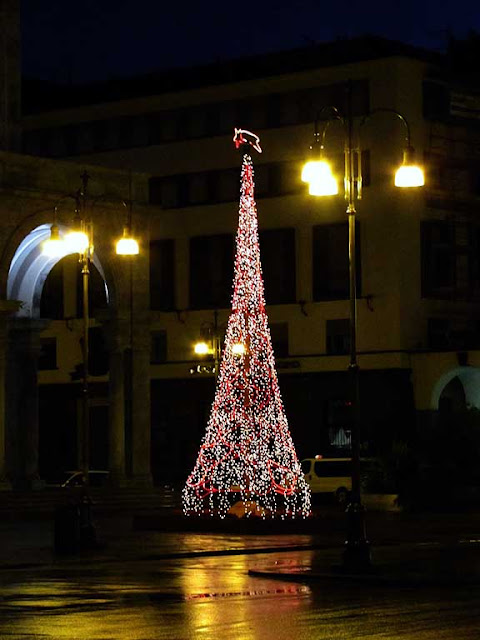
[54,504,81,554]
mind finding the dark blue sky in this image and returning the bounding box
[22,0,480,84]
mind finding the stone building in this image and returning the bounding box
[3,4,480,487]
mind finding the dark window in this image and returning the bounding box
[301,459,311,474]
[421,221,456,298]
[147,113,163,144]
[190,234,234,309]
[205,108,220,136]
[88,326,109,376]
[150,239,175,311]
[269,322,289,358]
[118,117,133,148]
[151,331,167,363]
[423,81,450,120]
[259,228,296,304]
[39,338,57,370]
[427,317,451,349]
[428,317,480,350]
[313,223,361,300]
[63,125,79,156]
[326,399,353,451]
[326,318,350,355]
[314,460,351,477]
[91,120,109,151]
[214,168,239,203]
[149,176,163,205]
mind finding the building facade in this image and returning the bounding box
[10,35,480,486]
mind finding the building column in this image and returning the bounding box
[106,317,127,487]
[6,317,47,489]
[130,314,152,487]
[297,225,313,303]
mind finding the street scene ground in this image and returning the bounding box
[0,503,480,639]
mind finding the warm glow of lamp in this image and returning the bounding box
[42,224,66,257]
[116,227,139,255]
[394,146,425,187]
[231,342,246,356]
[194,341,210,355]
[302,160,338,196]
[64,229,89,254]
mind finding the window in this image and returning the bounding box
[420,220,480,299]
[150,239,175,311]
[190,234,234,309]
[88,326,109,376]
[215,168,239,203]
[91,120,110,152]
[428,317,480,350]
[151,331,167,363]
[39,338,57,370]
[326,319,350,355]
[269,323,289,358]
[314,459,351,477]
[326,399,353,450]
[313,223,361,300]
[259,228,296,304]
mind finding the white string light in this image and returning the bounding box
[183,151,311,519]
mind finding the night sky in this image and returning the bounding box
[21,0,480,84]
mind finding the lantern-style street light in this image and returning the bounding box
[302,82,424,569]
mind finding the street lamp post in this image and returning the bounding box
[302,82,424,569]
[43,171,139,488]
[193,310,221,379]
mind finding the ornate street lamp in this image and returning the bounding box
[301,83,424,569]
[42,171,139,488]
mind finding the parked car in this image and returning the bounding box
[301,456,352,503]
[61,470,110,488]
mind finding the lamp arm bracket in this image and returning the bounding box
[313,106,345,146]
[360,108,411,146]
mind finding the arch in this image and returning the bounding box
[7,224,109,318]
[431,366,480,411]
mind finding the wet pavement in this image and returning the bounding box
[0,508,480,639]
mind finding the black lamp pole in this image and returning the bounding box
[342,84,370,570]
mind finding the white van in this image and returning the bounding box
[301,456,352,503]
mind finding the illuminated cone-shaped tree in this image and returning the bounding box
[183,133,311,519]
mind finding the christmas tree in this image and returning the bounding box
[182,130,311,519]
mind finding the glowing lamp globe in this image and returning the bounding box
[302,160,338,196]
[395,147,425,188]
[116,229,139,255]
[64,230,89,254]
[394,165,425,187]
[42,224,66,258]
[231,342,246,356]
[194,341,210,355]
